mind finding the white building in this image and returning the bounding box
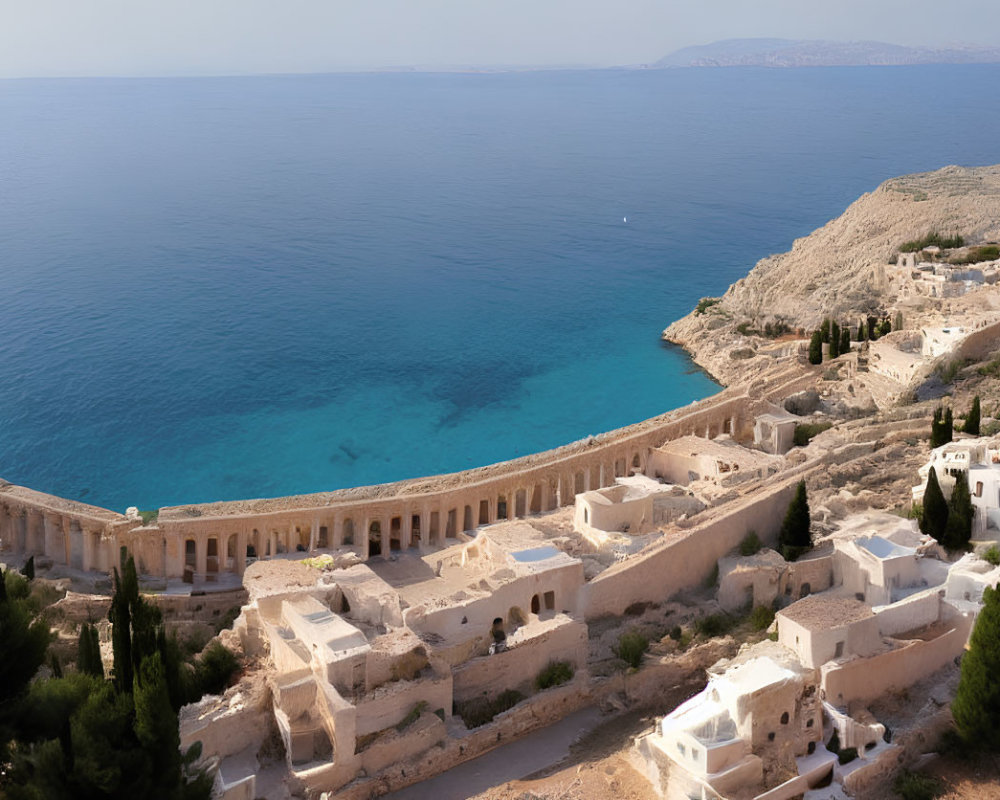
[913,437,1000,536]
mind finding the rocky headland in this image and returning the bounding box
[665,164,1000,390]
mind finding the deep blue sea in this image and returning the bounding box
[2,65,1000,511]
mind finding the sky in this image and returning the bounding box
[1,0,999,78]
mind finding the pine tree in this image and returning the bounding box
[953,584,1000,749]
[808,330,823,365]
[840,327,851,355]
[0,569,52,763]
[920,467,949,544]
[829,320,841,358]
[779,480,812,560]
[944,472,974,552]
[966,395,981,436]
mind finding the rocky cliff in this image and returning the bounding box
[665,164,1000,384]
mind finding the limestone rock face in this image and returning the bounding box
[665,164,1000,381]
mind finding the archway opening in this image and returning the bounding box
[478,500,490,525]
[206,537,219,573]
[410,515,421,547]
[390,517,402,551]
[368,521,382,557]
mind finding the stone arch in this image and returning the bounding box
[508,606,527,630]
[410,514,421,547]
[368,521,382,557]
[249,529,261,559]
[318,525,329,549]
[529,483,542,514]
[496,494,508,520]
[226,534,237,571]
[574,472,585,495]
[446,508,457,538]
[463,505,474,532]
[514,489,527,518]
[478,500,490,526]
[615,458,625,478]
[531,594,540,614]
[390,517,402,551]
[343,518,355,546]
[206,537,219,573]
[632,452,641,469]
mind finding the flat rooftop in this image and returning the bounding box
[778,594,873,630]
[653,435,782,470]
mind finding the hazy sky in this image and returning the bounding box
[2,0,999,78]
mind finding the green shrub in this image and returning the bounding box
[837,747,858,765]
[615,631,649,669]
[694,613,735,638]
[950,244,1000,265]
[138,509,159,525]
[535,660,574,690]
[749,606,775,631]
[729,347,755,360]
[983,546,1000,566]
[669,626,682,641]
[739,531,763,557]
[193,642,240,697]
[893,770,943,800]
[899,231,964,253]
[455,689,525,729]
[695,297,720,315]
[793,422,832,447]
[396,701,427,732]
[735,321,754,336]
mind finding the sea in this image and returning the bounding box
[2,65,1000,512]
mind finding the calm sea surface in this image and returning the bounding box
[2,65,1000,511]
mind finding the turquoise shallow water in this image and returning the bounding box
[2,66,1000,511]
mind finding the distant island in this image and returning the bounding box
[654,37,1000,68]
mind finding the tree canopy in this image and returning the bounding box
[779,480,812,560]
[953,584,1000,749]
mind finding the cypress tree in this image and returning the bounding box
[779,480,811,560]
[966,395,981,436]
[944,472,974,552]
[857,320,866,341]
[819,318,830,343]
[133,653,182,795]
[77,623,103,678]
[22,555,35,581]
[829,320,841,358]
[839,326,851,355]
[920,467,949,544]
[867,315,879,340]
[109,568,133,693]
[808,330,823,365]
[931,406,954,448]
[953,584,1000,749]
